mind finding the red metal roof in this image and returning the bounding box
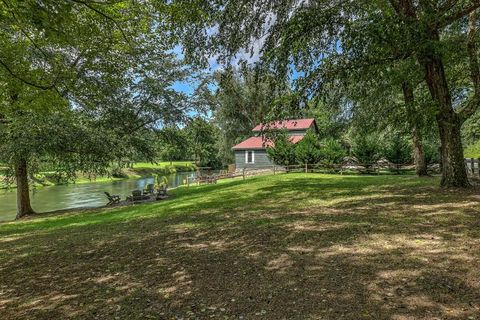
[232,135,304,150]
[252,118,316,132]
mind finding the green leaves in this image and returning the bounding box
[158,126,190,162]
[266,131,297,166]
[351,133,382,164]
[382,133,413,165]
[268,130,347,166]
[0,0,194,191]
[295,130,322,165]
[318,138,347,166]
[0,109,117,180]
[186,117,221,168]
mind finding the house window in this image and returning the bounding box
[245,150,255,164]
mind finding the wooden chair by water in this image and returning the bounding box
[104,192,121,205]
[127,190,150,202]
[156,185,168,199]
[144,184,155,195]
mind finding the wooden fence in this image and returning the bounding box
[186,159,479,186]
[281,163,416,175]
[187,164,414,186]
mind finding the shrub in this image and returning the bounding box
[174,163,197,172]
[161,165,177,174]
[267,132,297,166]
[382,134,413,164]
[424,140,441,164]
[351,133,382,164]
[153,174,169,189]
[111,166,128,178]
[295,130,322,164]
[319,138,347,165]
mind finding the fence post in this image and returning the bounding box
[243,168,246,180]
[187,177,190,188]
[273,165,276,175]
[305,163,308,173]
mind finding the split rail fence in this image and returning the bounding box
[186,159,480,186]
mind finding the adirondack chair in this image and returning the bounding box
[104,192,121,205]
[156,185,168,199]
[143,184,155,195]
[127,190,150,202]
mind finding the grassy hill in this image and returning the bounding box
[0,174,479,319]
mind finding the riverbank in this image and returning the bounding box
[0,170,196,222]
[15,193,174,223]
[0,161,197,190]
[1,174,479,319]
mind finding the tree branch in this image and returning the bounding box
[1,0,51,59]
[389,0,418,18]
[458,9,480,120]
[438,0,458,14]
[437,0,480,28]
[0,58,57,90]
[67,0,131,45]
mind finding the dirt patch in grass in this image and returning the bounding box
[0,174,479,319]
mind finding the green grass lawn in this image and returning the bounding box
[0,174,479,319]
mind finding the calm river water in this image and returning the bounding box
[0,172,196,222]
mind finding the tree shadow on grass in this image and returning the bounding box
[1,174,480,319]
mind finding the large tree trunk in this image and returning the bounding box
[15,159,35,219]
[419,30,469,187]
[436,112,469,187]
[411,125,428,176]
[402,82,428,176]
[393,1,470,187]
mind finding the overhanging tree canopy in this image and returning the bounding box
[163,0,480,187]
[0,1,192,218]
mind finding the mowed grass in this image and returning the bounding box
[0,174,479,319]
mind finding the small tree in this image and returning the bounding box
[382,134,413,165]
[0,110,121,218]
[158,127,189,164]
[295,130,322,165]
[152,174,169,189]
[381,133,413,173]
[352,134,382,165]
[186,117,222,168]
[319,138,347,166]
[267,132,296,166]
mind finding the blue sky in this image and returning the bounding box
[172,81,197,95]
[170,44,304,97]
[169,44,224,96]
[169,42,265,96]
